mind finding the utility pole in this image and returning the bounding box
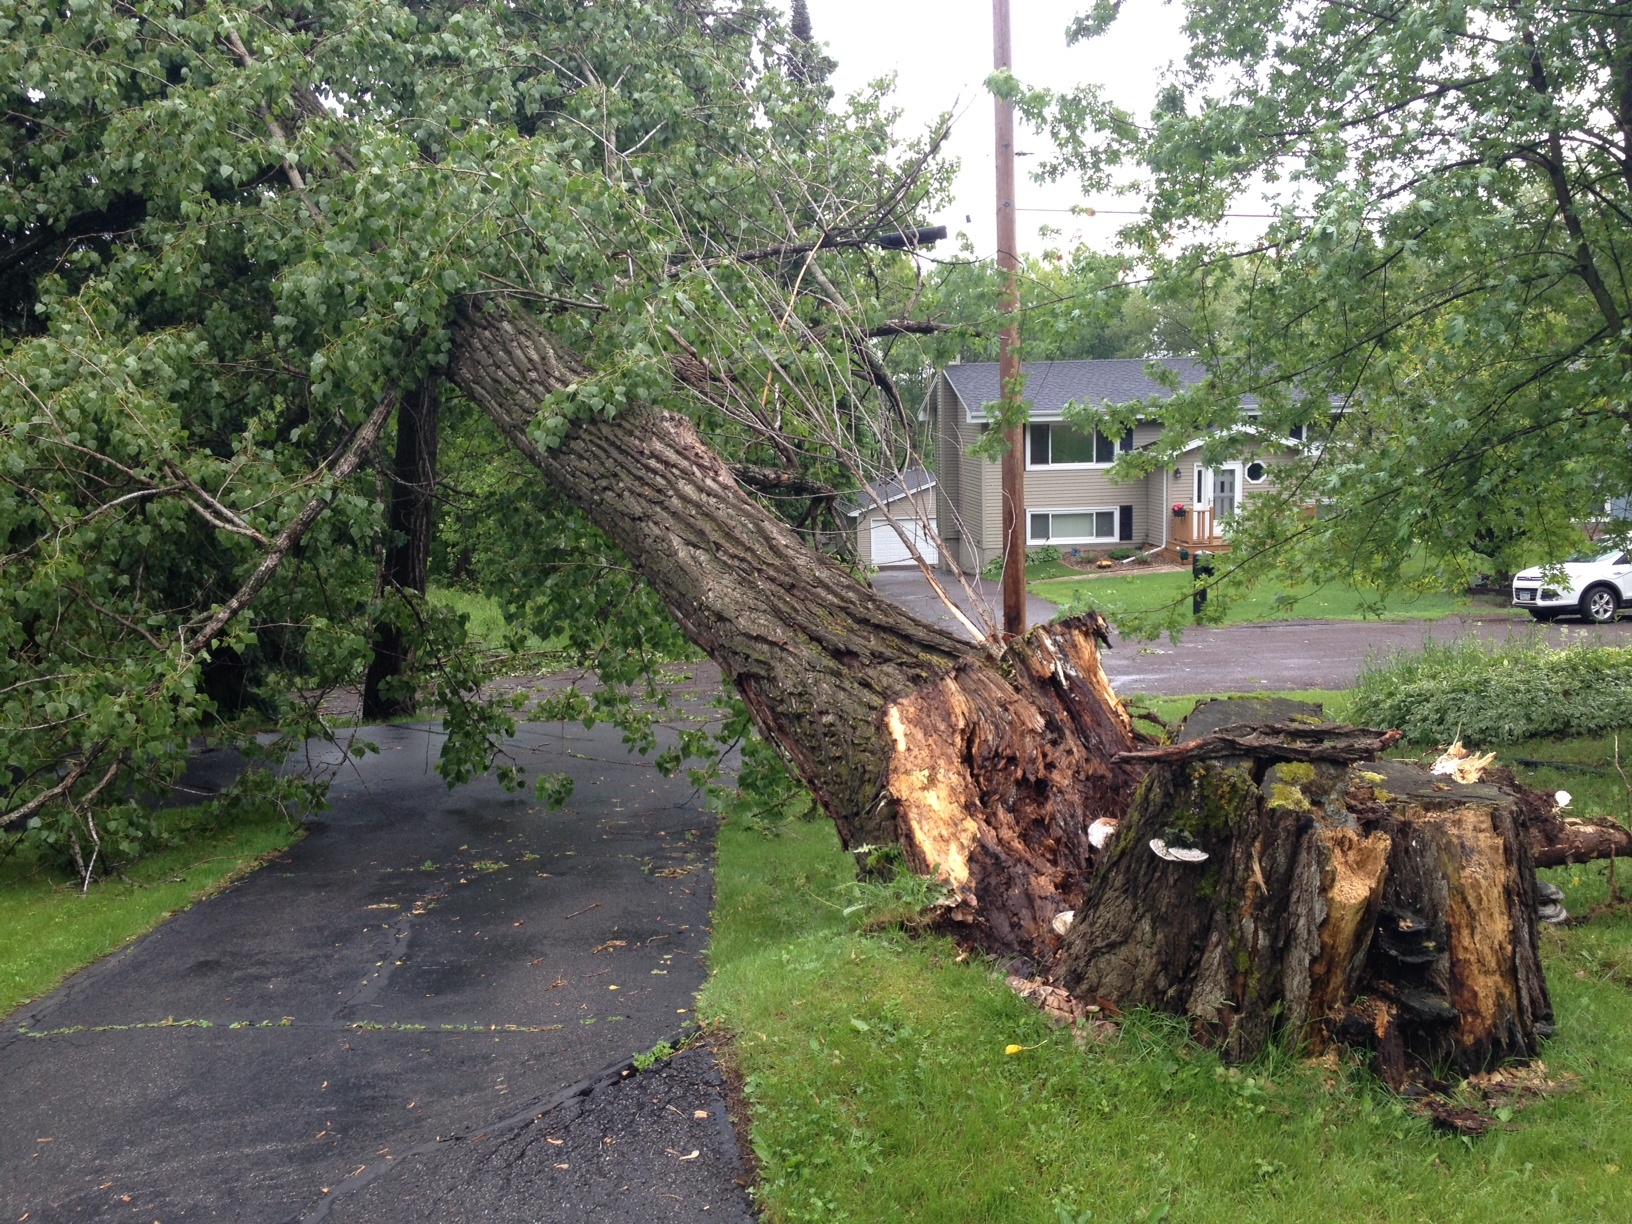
[993,0,1026,638]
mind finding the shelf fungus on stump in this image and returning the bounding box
[1057,698,1554,1088]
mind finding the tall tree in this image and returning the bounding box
[362,381,440,721]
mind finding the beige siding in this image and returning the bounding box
[1146,461,1173,550]
[935,384,1329,564]
[960,416,989,563]
[928,372,1310,566]
[857,494,938,567]
[932,378,961,564]
[1018,468,1149,546]
[932,378,996,573]
[1171,446,1288,512]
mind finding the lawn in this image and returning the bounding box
[701,693,1632,1224]
[428,585,559,651]
[1036,568,1482,626]
[0,812,302,1017]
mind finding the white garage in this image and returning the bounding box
[869,515,938,567]
[841,466,939,569]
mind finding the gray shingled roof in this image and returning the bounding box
[839,465,937,518]
[941,358,1260,421]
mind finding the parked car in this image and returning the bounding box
[1511,546,1632,622]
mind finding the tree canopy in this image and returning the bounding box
[0,0,962,875]
[1025,0,1632,594]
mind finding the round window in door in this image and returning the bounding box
[1245,461,1267,483]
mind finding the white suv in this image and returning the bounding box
[1512,547,1632,623]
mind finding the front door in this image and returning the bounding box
[1196,464,1242,522]
[1213,466,1238,520]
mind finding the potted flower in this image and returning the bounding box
[1171,503,1188,519]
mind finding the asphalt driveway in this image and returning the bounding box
[1095,613,1632,694]
[869,568,1632,694]
[1,718,752,1223]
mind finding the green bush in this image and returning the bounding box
[979,546,1062,581]
[1352,635,1632,744]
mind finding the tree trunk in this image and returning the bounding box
[446,303,1145,954]
[1058,699,1553,1086]
[363,379,440,721]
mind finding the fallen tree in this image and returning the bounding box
[447,303,1146,955]
[446,304,1619,1039]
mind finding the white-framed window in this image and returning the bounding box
[1027,423,1133,469]
[1245,461,1268,483]
[1029,507,1118,544]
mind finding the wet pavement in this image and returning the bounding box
[0,719,752,1223]
[869,569,1632,695]
[1095,613,1632,695]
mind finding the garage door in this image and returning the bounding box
[870,516,938,567]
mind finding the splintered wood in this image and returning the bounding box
[879,615,1144,957]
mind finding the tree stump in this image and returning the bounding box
[1057,698,1554,1086]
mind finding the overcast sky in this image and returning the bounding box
[800,0,1192,258]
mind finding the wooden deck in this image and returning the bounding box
[1156,506,1230,563]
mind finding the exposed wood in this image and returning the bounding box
[1476,765,1632,868]
[880,614,1144,953]
[1059,699,1553,1084]
[1531,815,1632,867]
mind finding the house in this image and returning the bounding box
[841,466,939,567]
[927,358,1297,573]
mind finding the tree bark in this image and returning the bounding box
[1530,814,1632,868]
[363,380,440,721]
[446,302,1144,954]
[1058,699,1553,1086]
[1486,766,1632,867]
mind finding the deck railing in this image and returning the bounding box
[1171,506,1226,549]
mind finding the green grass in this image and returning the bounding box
[1123,689,1356,735]
[0,813,301,1017]
[428,585,555,651]
[1025,558,1085,581]
[702,697,1632,1224]
[1037,568,1482,626]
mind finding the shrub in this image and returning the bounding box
[980,546,1062,581]
[1351,635,1632,744]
